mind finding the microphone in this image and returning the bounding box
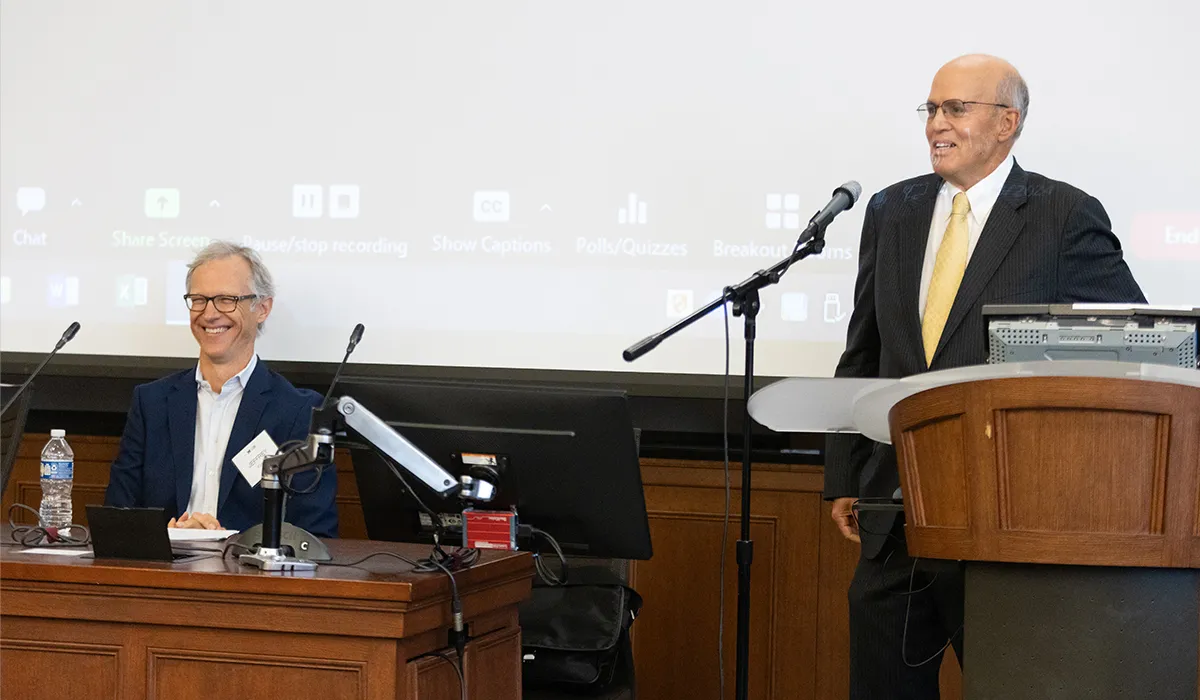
[1,321,81,415]
[794,181,862,247]
[321,323,365,408]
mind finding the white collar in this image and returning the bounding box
[940,154,1015,227]
[195,354,258,392]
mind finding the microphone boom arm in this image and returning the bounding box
[623,235,826,362]
[241,394,497,572]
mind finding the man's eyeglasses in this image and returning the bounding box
[183,294,258,313]
[917,99,1010,122]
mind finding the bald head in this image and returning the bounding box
[937,54,1029,139]
[924,54,1028,190]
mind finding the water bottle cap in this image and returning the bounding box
[50,429,66,438]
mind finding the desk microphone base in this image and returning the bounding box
[239,547,318,572]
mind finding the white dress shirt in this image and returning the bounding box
[918,155,1015,319]
[186,354,258,516]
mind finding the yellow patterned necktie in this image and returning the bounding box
[922,191,971,364]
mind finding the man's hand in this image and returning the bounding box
[831,497,861,544]
[168,512,222,530]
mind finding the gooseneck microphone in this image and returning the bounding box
[1,321,81,414]
[321,323,365,408]
[794,180,863,248]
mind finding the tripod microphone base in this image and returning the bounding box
[239,547,319,572]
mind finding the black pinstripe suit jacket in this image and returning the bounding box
[824,160,1146,558]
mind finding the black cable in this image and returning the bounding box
[900,556,960,668]
[523,525,568,586]
[422,650,466,700]
[717,290,732,700]
[221,539,255,560]
[275,439,326,497]
[850,502,907,548]
[328,549,471,661]
[378,452,451,554]
[284,464,325,496]
[363,441,485,662]
[8,503,90,547]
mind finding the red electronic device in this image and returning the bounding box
[462,508,518,550]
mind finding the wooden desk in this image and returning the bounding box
[0,535,533,700]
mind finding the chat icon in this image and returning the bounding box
[17,187,46,215]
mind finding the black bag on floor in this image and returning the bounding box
[519,573,643,689]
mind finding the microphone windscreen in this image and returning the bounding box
[840,181,863,205]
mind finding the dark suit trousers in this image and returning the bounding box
[849,522,965,700]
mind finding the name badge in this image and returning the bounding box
[232,430,279,487]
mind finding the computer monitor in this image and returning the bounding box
[336,377,653,560]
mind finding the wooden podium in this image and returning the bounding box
[751,361,1200,699]
[890,372,1200,699]
[0,535,533,700]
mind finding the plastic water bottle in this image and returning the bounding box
[39,429,74,529]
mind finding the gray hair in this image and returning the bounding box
[186,240,275,333]
[997,70,1030,140]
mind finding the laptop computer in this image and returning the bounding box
[86,505,213,562]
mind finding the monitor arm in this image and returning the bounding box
[240,395,497,571]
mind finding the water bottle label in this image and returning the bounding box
[41,460,73,480]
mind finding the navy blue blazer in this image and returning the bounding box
[105,360,339,538]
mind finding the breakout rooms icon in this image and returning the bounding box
[618,194,647,225]
[766,193,801,230]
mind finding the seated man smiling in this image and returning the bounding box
[105,241,338,537]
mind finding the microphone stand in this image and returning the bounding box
[623,230,827,700]
[2,322,80,415]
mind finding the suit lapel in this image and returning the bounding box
[217,360,272,512]
[893,176,941,369]
[168,372,198,515]
[933,164,1029,364]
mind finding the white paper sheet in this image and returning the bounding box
[167,528,239,542]
[19,547,90,556]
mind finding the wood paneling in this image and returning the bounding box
[0,637,122,700]
[147,648,375,700]
[904,413,970,528]
[998,408,1163,534]
[631,458,961,700]
[2,434,966,700]
[892,376,1200,568]
[468,626,523,700]
[1,537,530,700]
[412,654,463,700]
[815,500,858,700]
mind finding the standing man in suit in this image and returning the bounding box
[106,241,338,538]
[825,54,1145,699]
